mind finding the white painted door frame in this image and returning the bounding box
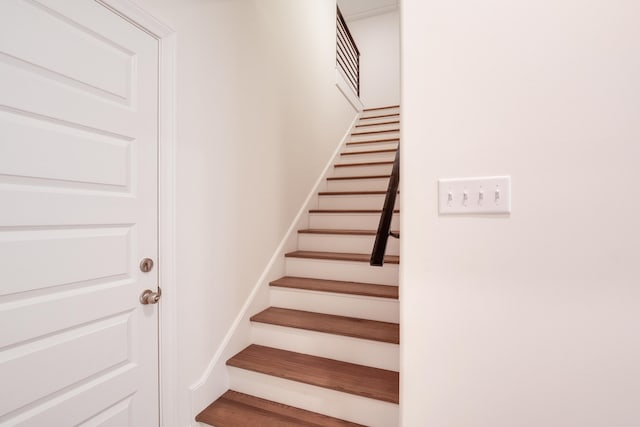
[96,1,178,426]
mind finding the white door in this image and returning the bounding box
[0,0,160,425]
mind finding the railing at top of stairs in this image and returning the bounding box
[336,5,360,96]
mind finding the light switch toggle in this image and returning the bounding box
[438,176,511,214]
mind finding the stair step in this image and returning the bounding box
[308,211,399,230]
[343,144,398,155]
[327,174,391,181]
[363,105,400,112]
[355,120,399,128]
[350,135,399,144]
[270,276,398,299]
[285,250,399,265]
[251,307,399,344]
[252,320,399,370]
[355,118,399,127]
[227,369,399,426]
[335,161,393,168]
[196,390,363,427]
[318,191,387,196]
[284,250,400,285]
[358,113,399,120]
[325,178,393,193]
[268,276,398,324]
[297,228,399,256]
[346,138,399,146]
[338,151,396,164]
[227,345,399,404]
[299,228,398,235]
[316,193,399,210]
[331,163,393,178]
[351,129,399,136]
[309,209,399,213]
[341,148,397,156]
[344,141,399,152]
[350,124,399,135]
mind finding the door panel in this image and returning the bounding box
[0,0,134,102]
[0,226,130,296]
[0,112,132,189]
[0,0,159,425]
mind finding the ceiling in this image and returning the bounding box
[337,0,399,21]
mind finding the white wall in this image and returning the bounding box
[401,0,640,426]
[346,10,400,108]
[131,0,355,425]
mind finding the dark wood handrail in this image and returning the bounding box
[370,145,400,266]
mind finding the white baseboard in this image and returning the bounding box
[188,113,362,424]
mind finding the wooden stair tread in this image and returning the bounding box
[351,129,399,136]
[363,105,400,111]
[270,276,398,299]
[326,174,391,181]
[298,228,399,236]
[346,138,399,145]
[341,148,397,156]
[196,390,363,427]
[318,190,387,196]
[309,209,399,213]
[335,161,393,167]
[285,250,399,264]
[227,345,399,404]
[359,113,399,120]
[355,120,399,127]
[251,307,399,344]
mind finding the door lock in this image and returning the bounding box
[140,288,162,305]
[139,258,154,273]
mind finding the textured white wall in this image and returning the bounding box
[347,11,400,107]
[132,0,355,424]
[401,0,640,426]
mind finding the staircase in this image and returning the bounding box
[196,105,401,427]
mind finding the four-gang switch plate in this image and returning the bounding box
[438,176,511,214]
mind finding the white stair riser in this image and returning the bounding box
[331,164,393,177]
[298,232,399,256]
[228,368,399,427]
[349,131,399,142]
[338,151,396,163]
[285,258,398,285]
[355,124,399,132]
[317,195,399,210]
[326,177,391,192]
[344,141,399,152]
[309,213,400,229]
[251,324,399,370]
[353,124,400,134]
[269,287,399,322]
[362,107,400,117]
[357,116,399,126]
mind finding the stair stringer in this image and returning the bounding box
[188,114,361,425]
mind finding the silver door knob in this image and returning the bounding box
[140,288,162,305]
[140,258,154,272]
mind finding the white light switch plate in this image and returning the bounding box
[438,176,511,214]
